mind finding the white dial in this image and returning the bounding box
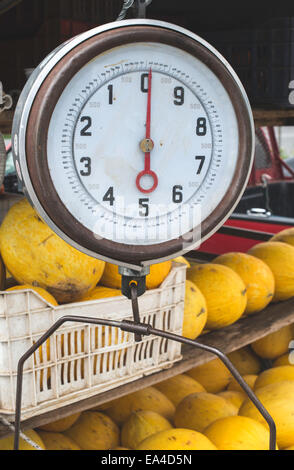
[47,41,238,245]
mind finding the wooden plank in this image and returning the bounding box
[1,297,294,438]
[253,108,294,127]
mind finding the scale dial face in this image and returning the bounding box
[13,20,254,267]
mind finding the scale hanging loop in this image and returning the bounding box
[119,265,150,342]
[133,0,152,18]
[116,0,152,21]
[119,265,150,299]
[116,0,135,21]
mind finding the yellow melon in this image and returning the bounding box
[98,263,122,290]
[227,346,262,376]
[271,228,294,247]
[61,283,128,375]
[112,447,130,450]
[248,241,294,302]
[217,391,246,410]
[63,285,126,378]
[104,387,175,425]
[146,262,172,289]
[227,374,258,393]
[0,254,5,290]
[64,411,119,450]
[0,198,105,303]
[251,325,293,359]
[100,261,172,290]
[174,392,238,432]
[254,366,294,390]
[186,358,232,393]
[154,374,206,407]
[204,415,278,450]
[214,252,275,314]
[186,263,247,329]
[0,429,45,450]
[6,284,58,305]
[182,280,207,339]
[173,256,191,267]
[6,285,59,373]
[38,413,81,432]
[121,410,172,449]
[239,380,294,449]
[91,402,113,411]
[136,428,217,450]
[78,286,122,301]
[273,354,294,367]
[38,431,80,450]
[64,285,128,355]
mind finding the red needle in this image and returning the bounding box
[145,68,152,169]
[136,68,158,194]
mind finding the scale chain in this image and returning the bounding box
[116,0,135,21]
[116,0,152,21]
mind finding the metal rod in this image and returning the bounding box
[14,316,276,451]
[145,325,277,450]
[130,284,142,342]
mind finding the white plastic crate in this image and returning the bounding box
[0,262,186,421]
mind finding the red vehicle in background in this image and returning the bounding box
[196,127,294,259]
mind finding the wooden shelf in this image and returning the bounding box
[253,108,294,127]
[1,296,294,438]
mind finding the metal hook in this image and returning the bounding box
[133,0,152,18]
[116,0,135,21]
[130,283,143,342]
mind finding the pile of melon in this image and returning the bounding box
[2,327,294,451]
[184,226,294,333]
[0,198,175,304]
[1,199,294,450]
[2,198,294,342]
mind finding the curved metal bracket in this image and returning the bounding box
[13,315,276,451]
